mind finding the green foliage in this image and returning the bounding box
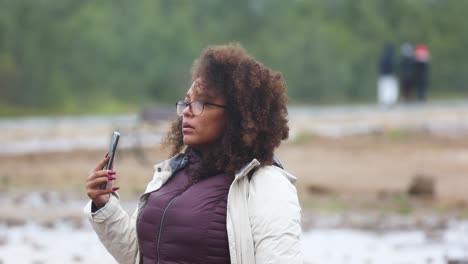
[383,128,410,141]
[392,192,413,215]
[0,0,467,115]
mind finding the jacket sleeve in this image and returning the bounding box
[83,194,139,264]
[248,167,303,264]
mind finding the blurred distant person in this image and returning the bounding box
[377,43,399,107]
[399,43,415,102]
[413,44,430,102]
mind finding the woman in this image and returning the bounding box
[84,44,302,263]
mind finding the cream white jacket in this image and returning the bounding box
[84,155,303,263]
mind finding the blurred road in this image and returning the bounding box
[2,100,468,154]
[289,99,468,138]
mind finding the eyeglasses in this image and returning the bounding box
[176,101,226,116]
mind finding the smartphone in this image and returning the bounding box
[100,131,120,189]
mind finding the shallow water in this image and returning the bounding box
[1,193,468,263]
[1,219,468,263]
[302,223,468,264]
[0,222,116,264]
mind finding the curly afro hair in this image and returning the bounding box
[163,43,289,182]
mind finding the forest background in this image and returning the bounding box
[1,0,467,116]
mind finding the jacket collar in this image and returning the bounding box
[153,153,188,174]
[234,159,261,181]
[153,153,298,184]
[233,158,297,184]
[154,154,261,179]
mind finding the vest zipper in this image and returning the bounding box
[136,198,148,262]
[156,196,178,264]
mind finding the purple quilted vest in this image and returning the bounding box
[136,149,232,264]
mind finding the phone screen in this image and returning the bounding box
[100,131,120,189]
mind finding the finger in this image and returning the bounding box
[87,187,119,200]
[93,154,110,172]
[86,175,116,190]
[87,169,116,182]
[105,178,114,189]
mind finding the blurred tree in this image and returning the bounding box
[0,0,467,115]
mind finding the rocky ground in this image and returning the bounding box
[2,101,468,263]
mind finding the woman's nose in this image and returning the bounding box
[182,104,193,117]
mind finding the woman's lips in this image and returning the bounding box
[182,122,195,133]
[182,122,194,128]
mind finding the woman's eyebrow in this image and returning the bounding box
[186,93,209,102]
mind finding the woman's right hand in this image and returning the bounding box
[86,154,119,210]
